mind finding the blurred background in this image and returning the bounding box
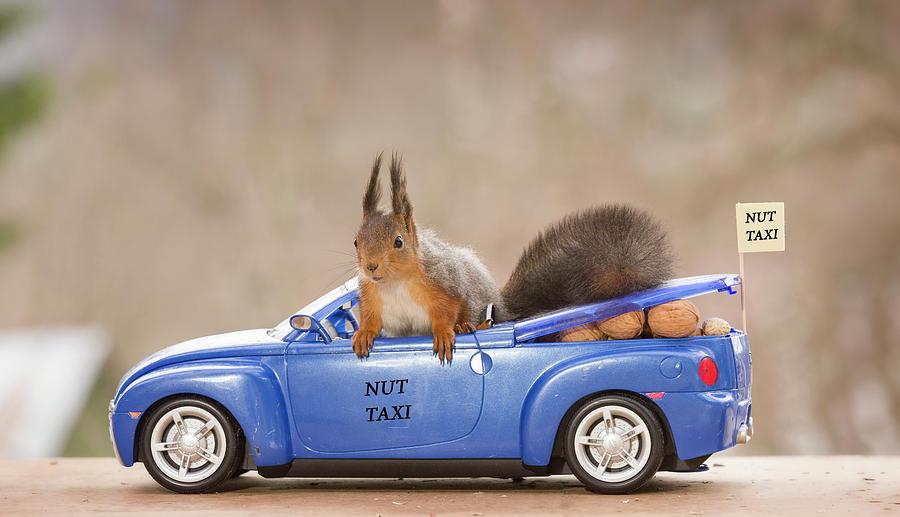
[0,0,898,458]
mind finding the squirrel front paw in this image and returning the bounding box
[432,327,455,365]
[453,322,476,334]
[352,330,377,358]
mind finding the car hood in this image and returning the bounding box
[114,329,284,400]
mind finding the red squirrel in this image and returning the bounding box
[351,152,674,364]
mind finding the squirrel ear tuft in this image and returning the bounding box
[362,151,383,217]
[390,152,414,223]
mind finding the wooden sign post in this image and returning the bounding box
[735,202,785,332]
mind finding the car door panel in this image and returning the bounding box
[287,334,484,453]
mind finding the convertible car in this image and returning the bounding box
[109,274,752,494]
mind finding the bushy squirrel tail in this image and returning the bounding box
[501,204,674,320]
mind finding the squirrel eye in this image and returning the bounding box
[394,236,403,249]
[353,239,357,248]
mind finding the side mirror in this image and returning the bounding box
[288,314,332,344]
[290,315,314,332]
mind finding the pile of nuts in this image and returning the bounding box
[559,300,732,342]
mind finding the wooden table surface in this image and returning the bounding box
[0,456,897,516]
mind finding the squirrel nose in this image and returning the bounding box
[367,262,379,272]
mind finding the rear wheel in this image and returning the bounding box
[564,395,664,494]
[140,397,243,493]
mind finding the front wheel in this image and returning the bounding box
[140,397,243,493]
[564,395,664,494]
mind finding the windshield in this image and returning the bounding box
[267,277,360,339]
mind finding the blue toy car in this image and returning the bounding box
[109,274,752,494]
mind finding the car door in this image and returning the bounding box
[286,333,485,453]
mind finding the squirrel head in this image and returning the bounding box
[354,152,418,284]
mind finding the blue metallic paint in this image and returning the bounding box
[286,334,485,453]
[110,274,752,475]
[114,359,292,467]
[114,329,285,400]
[517,337,742,465]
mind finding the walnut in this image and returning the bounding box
[647,300,700,338]
[559,322,607,342]
[701,317,732,336]
[598,310,645,340]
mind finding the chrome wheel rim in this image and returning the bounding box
[149,405,227,483]
[573,404,652,483]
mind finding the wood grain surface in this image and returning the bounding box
[1,456,897,516]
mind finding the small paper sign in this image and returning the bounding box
[736,202,785,253]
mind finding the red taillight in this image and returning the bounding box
[698,357,718,386]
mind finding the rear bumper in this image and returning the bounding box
[653,387,752,461]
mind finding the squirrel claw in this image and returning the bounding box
[352,330,376,359]
[453,322,476,334]
[432,329,455,366]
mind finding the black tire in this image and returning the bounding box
[564,395,664,494]
[140,397,243,494]
[231,468,249,478]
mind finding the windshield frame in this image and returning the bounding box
[268,276,360,340]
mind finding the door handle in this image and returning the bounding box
[469,351,492,375]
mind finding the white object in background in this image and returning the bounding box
[0,326,109,457]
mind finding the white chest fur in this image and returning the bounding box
[378,281,432,337]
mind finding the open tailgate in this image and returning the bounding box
[513,274,741,342]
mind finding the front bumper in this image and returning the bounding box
[109,399,140,466]
[653,387,752,461]
[108,400,121,463]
